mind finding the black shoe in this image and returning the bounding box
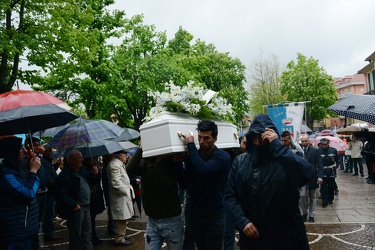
[132,215,139,218]
[349,170,352,173]
[353,173,358,176]
[308,217,315,222]
[302,214,307,222]
[361,174,364,177]
[114,239,133,246]
[329,200,333,204]
[367,180,374,184]
[334,189,339,195]
[322,203,328,208]
[343,171,348,173]
[44,236,63,242]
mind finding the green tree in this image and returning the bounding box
[248,51,286,114]
[0,0,56,93]
[280,53,337,127]
[109,23,248,129]
[30,0,127,121]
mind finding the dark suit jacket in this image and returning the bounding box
[304,146,323,189]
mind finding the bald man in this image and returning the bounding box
[299,135,323,222]
[55,150,94,250]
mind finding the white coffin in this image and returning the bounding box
[140,112,239,157]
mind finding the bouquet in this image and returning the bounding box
[144,82,234,122]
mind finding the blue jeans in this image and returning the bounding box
[352,158,364,175]
[338,154,344,169]
[145,215,183,250]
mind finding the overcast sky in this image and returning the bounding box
[112,0,375,78]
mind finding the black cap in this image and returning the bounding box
[320,138,330,145]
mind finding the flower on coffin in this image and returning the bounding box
[145,81,234,122]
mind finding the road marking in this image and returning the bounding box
[307,224,375,249]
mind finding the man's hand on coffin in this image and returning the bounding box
[184,133,194,144]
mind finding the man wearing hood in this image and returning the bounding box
[0,136,41,249]
[225,114,314,250]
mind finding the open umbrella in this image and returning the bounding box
[336,126,363,135]
[328,94,375,124]
[114,128,140,142]
[48,118,124,152]
[64,140,125,158]
[313,136,348,151]
[33,124,71,137]
[0,89,78,136]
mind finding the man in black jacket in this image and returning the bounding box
[225,114,314,250]
[183,120,231,250]
[299,134,323,222]
[55,150,94,250]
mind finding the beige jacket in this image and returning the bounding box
[107,158,134,220]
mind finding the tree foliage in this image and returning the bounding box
[280,53,337,127]
[1,1,248,130]
[247,51,286,115]
[108,23,248,130]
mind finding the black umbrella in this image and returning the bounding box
[63,140,125,158]
[328,94,375,125]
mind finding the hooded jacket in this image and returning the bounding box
[225,114,314,250]
[0,158,39,246]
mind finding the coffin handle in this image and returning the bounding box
[177,131,185,139]
[177,131,193,139]
[234,133,239,139]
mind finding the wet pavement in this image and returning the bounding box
[42,167,375,249]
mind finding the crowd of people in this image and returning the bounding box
[1,115,375,250]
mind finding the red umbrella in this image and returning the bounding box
[0,89,70,111]
[0,89,78,136]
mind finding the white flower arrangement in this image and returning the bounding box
[144,81,234,122]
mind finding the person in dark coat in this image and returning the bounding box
[41,145,62,241]
[225,114,314,250]
[0,136,41,250]
[55,150,95,250]
[318,138,339,207]
[182,120,231,249]
[299,134,323,222]
[83,157,105,246]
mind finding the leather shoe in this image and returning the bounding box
[114,239,133,246]
[353,173,358,176]
[322,203,328,208]
[302,214,307,222]
[329,200,333,204]
[44,236,62,241]
[308,217,315,222]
